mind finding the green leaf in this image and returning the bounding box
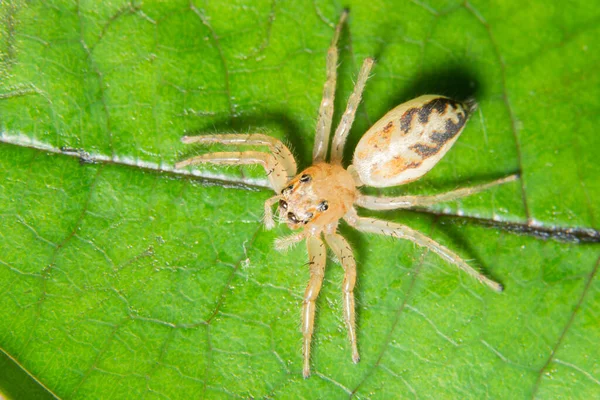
[1,1,599,399]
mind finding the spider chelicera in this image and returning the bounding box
[176,10,516,378]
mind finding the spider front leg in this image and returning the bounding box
[178,134,298,228]
[355,174,518,210]
[344,208,502,292]
[176,150,289,193]
[324,232,359,363]
[330,57,374,164]
[313,10,348,163]
[181,134,297,178]
[302,235,326,378]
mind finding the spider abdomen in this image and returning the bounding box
[352,95,475,187]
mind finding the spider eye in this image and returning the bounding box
[303,212,314,225]
[299,174,311,183]
[279,199,288,210]
[287,212,299,224]
[317,200,329,211]
[281,184,293,194]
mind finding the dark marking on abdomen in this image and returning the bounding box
[410,143,439,157]
[418,98,453,123]
[400,107,419,133]
[400,97,465,133]
[407,97,470,158]
[383,121,394,133]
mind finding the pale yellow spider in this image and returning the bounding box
[176,11,516,378]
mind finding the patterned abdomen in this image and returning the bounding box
[352,95,474,187]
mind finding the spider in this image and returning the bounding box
[176,10,517,378]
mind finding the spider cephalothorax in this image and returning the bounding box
[177,10,516,378]
[279,164,356,233]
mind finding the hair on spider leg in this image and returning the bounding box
[274,232,306,251]
[278,136,300,164]
[273,216,289,227]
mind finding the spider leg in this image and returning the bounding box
[302,235,326,378]
[181,134,297,178]
[175,151,288,193]
[263,195,282,230]
[330,57,374,164]
[274,231,306,251]
[324,232,359,363]
[355,174,518,210]
[313,10,348,163]
[344,208,503,292]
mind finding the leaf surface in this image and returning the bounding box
[1,1,599,398]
